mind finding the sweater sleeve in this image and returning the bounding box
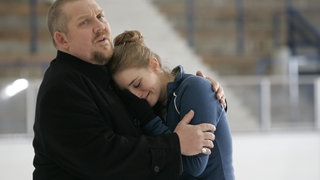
[142,117,172,135]
[177,76,225,177]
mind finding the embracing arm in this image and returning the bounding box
[178,76,225,177]
[196,71,227,111]
[33,76,182,179]
[117,90,215,156]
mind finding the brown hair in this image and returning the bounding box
[47,0,78,47]
[108,30,162,75]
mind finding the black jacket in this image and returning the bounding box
[33,51,182,179]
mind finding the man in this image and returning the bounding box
[33,0,224,179]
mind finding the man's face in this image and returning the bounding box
[60,0,113,65]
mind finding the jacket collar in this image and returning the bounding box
[55,50,112,89]
[166,65,185,100]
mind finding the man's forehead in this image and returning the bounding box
[64,0,103,18]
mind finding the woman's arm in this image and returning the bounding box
[196,71,227,111]
[178,76,225,177]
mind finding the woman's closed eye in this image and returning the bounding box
[133,81,141,88]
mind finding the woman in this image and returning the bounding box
[108,30,234,180]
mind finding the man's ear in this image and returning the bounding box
[53,31,69,49]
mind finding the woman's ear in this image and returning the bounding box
[150,57,161,71]
[54,31,69,49]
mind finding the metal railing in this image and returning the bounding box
[222,75,320,131]
[0,75,319,136]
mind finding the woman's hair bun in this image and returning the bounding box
[113,30,144,46]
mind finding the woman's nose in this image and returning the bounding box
[131,89,143,99]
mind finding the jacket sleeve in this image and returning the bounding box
[142,117,172,135]
[177,76,225,177]
[34,73,182,179]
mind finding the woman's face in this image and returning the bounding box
[113,67,163,107]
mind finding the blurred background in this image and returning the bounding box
[0,0,319,179]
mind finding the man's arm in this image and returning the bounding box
[174,110,215,156]
[118,90,215,156]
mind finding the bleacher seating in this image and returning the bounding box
[0,1,54,77]
[151,0,320,75]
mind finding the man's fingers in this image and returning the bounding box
[205,76,219,92]
[197,72,226,105]
[199,123,216,132]
[196,70,206,77]
[216,85,223,99]
[201,147,211,155]
[201,136,215,155]
[179,110,194,124]
[196,72,220,93]
[204,139,214,148]
[219,94,225,102]
[204,131,215,142]
[219,96,227,109]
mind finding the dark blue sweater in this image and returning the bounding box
[144,66,235,180]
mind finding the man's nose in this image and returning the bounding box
[93,19,107,34]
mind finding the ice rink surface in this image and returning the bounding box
[0,131,319,180]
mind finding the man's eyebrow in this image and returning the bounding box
[76,9,103,21]
[77,14,90,21]
[95,9,104,16]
